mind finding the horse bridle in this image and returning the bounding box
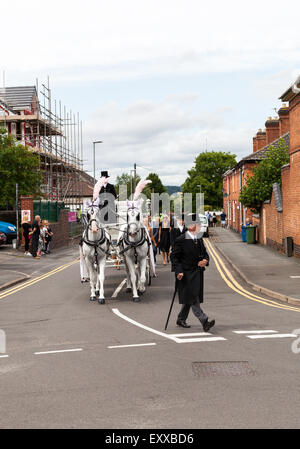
[82,205,110,256]
[119,207,150,263]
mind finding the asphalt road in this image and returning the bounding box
[0,241,299,429]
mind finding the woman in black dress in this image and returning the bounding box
[158,215,171,265]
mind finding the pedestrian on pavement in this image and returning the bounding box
[170,213,215,331]
[21,219,32,256]
[158,215,171,265]
[212,213,217,227]
[220,210,227,228]
[44,220,53,254]
[206,210,212,227]
[76,208,82,223]
[30,215,41,259]
[170,214,187,248]
[38,220,46,256]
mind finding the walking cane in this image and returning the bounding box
[165,278,178,331]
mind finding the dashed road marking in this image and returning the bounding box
[233,330,277,334]
[107,343,156,349]
[247,333,297,340]
[34,348,83,355]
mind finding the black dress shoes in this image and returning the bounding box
[176,319,191,328]
[203,319,215,332]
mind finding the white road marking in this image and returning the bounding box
[108,343,157,349]
[175,336,226,343]
[112,308,226,344]
[233,330,277,334]
[248,334,297,340]
[111,278,127,298]
[170,332,212,337]
[34,348,83,355]
[0,355,9,358]
[289,276,300,279]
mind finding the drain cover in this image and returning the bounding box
[192,361,256,377]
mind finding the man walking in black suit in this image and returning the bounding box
[171,214,215,332]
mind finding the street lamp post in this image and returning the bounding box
[93,141,102,185]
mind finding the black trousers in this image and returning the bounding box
[31,236,39,257]
[178,301,208,325]
[24,235,30,252]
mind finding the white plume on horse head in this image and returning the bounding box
[93,176,107,201]
[133,179,152,201]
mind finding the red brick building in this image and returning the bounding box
[259,80,300,256]
[223,109,289,233]
[223,76,300,257]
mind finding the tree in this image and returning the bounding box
[143,172,167,198]
[0,128,42,208]
[239,138,289,212]
[182,151,237,209]
[115,172,141,198]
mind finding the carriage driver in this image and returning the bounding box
[98,170,117,224]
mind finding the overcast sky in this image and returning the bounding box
[1,0,300,185]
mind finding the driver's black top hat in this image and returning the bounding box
[101,171,109,178]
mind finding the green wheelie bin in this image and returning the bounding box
[246,225,257,244]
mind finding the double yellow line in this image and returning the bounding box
[206,239,300,313]
[0,259,79,300]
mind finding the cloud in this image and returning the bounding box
[82,96,252,185]
[1,1,300,85]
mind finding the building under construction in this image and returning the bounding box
[0,79,89,211]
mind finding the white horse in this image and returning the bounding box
[118,200,151,302]
[81,202,110,304]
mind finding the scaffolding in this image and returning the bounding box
[0,77,84,211]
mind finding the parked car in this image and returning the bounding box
[199,214,209,237]
[0,221,17,244]
[186,213,209,237]
[0,232,7,246]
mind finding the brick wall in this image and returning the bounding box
[19,199,81,251]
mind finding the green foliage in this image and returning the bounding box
[182,151,237,209]
[0,128,42,208]
[239,138,290,212]
[143,172,167,198]
[165,185,181,195]
[115,172,141,198]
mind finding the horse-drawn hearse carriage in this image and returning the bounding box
[79,179,155,304]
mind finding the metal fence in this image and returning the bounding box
[33,200,66,222]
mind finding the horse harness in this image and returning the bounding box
[118,226,150,264]
[80,215,110,268]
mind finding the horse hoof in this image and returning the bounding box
[95,290,100,297]
[133,297,140,302]
[98,298,105,304]
[90,296,97,301]
[126,288,132,293]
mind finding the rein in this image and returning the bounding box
[119,226,150,264]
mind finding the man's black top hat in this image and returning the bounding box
[101,171,109,178]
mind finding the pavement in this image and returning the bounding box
[0,244,79,292]
[210,226,300,306]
